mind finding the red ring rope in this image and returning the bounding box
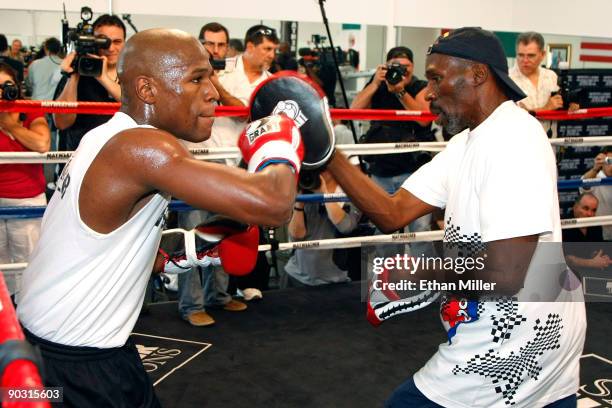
[2,100,612,122]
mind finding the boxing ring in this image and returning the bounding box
[0,99,611,407]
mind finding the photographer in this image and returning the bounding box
[53,14,124,151]
[198,22,244,108]
[0,63,50,298]
[286,171,362,286]
[352,46,435,258]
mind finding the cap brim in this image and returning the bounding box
[490,66,527,102]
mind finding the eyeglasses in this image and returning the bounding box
[202,41,228,49]
[516,53,539,60]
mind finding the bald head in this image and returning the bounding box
[116,28,218,141]
[118,28,209,100]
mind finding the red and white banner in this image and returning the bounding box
[580,42,612,63]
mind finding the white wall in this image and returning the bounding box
[2,0,612,39]
[2,0,612,71]
[392,0,612,39]
[397,27,440,79]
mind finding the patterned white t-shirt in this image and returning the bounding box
[402,101,586,407]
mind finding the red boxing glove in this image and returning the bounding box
[194,216,260,276]
[238,114,304,174]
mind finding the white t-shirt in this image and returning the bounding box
[402,101,586,407]
[18,113,170,348]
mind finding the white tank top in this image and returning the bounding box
[17,112,170,348]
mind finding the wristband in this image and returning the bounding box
[395,89,407,99]
[293,206,304,212]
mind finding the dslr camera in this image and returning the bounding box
[62,6,111,77]
[552,69,582,110]
[1,81,19,101]
[209,56,226,71]
[385,63,407,85]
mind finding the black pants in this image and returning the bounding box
[23,328,161,408]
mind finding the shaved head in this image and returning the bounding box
[118,29,208,101]
[117,28,218,141]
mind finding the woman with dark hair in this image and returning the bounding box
[0,62,50,298]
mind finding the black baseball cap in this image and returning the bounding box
[386,46,413,63]
[427,27,526,101]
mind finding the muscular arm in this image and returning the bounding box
[327,151,435,233]
[79,128,297,233]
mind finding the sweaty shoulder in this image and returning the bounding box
[98,127,191,175]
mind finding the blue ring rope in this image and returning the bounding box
[1,177,610,219]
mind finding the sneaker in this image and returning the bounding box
[242,288,263,301]
[184,311,215,327]
[223,299,247,312]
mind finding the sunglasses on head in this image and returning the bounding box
[255,28,276,36]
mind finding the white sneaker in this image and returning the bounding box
[164,273,178,292]
[242,288,263,301]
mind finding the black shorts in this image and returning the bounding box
[23,327,161,408]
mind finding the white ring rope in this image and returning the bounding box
[2,136,612,164]
[2,215,612,272]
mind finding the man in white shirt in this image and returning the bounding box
[328,27,585,408]
[510,32,562,114]
[208,25,279,153]
[509,32,579,136]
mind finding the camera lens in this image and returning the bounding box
[78,56,103,77]
[1,82,19,101]
[385,65,404,85]
[299,170,321,191]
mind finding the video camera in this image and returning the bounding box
[22,46,41,66]
[1,81,19,101]
[62,6,110,77]
[384,63,407,85]
[298,35,345,69]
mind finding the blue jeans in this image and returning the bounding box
[386,378,577,408]
[372,173,435,259]
[176,210,231,318]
